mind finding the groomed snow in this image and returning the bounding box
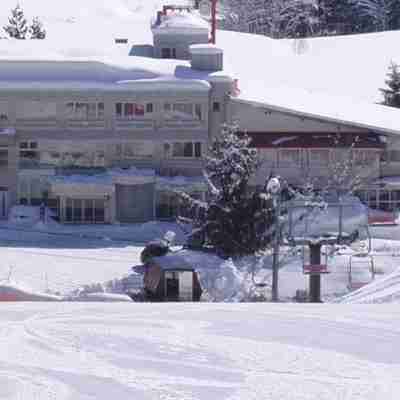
[0,303,399,399]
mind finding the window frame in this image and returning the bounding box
[165,141,203,159]
[115,102,153,120]
[163,102,203,121]
[65,101,105,121]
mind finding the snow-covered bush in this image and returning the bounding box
[29,17,46,39]
[3,5,28,39]
[380,61,400,108]
[3,6,46,39]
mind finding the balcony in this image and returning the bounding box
[66,119,105,128]
[162,119,203,129]
[115,119,154,129]
[16,119,57,128]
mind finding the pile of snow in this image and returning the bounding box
[166,250,260,302]
[70,292,132,302]
[339,266,400,304]
[8,205,41,225]
[0,280,62,301]
[289,196,368,238]
[152,10,209,30]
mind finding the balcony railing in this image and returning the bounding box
[16,119,57,128]
[115,119,154,129]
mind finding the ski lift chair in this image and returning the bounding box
[348,252,375,290]
[302,245,330,275]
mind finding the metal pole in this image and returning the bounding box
[211,0,217,44]
[309,243,322,302]
[271,193,280,302]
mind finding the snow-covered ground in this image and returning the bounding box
[0,303,399,399]
[0,216,400,302]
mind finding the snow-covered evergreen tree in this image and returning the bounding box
[380,61,400,108]
[3,4,28,39]
[29,17,46,39]
[178,124,278,256]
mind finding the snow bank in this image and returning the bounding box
[289,196,368,238]
[71,292,132,302]
[339,264,400,304]
[0,280,62,301]
[172,250,255,302]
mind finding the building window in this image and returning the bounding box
[17,101,57,120]
[115,102,152,119]
[0,101,8,123]
[353,150,377,165]
[309,149,330,165]
[278,149,300,166]
[64,198,105,224]
[161,48,176,59]
[163,103,202,121]
[0,149,8,167]
[213,102,220,112]
[166,142,202,158]
[65,102,104,120]
[19,141,40,166]
[118,142,153,159]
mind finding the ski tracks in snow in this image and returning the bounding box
[0,304,400,399]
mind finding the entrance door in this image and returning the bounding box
[116,183,155,223]
[0,189,8,219]
[165,271,179,301]
[64,198,106,223]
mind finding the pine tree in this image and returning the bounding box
[380,61,400,108]
[3,4,28,39]
[29,17,46,39]
[178,124,278,256]
[278,0,322,38]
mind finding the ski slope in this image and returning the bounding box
[0,303,399,400]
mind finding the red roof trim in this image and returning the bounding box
[243,132,385,149]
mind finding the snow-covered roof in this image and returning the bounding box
[151,10,209,32]
[234,88,400,136]
[0,0,399,134]
[151,253,195,271]
[190,44,223,55]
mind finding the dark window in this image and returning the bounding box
[146,103,153,113]
[195,142,202,158]
[65,199,73,222]
[30,142,38,149]
[19,142,28,149]
[213,102,220,112]
[20,151,39,160]
[172,48,177,59]
[0,150,8,166]
[94,199,105,223]
[184,142,193,157]
[161,48,171,58]
[84,200,94,222]
[73,199,82,222]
